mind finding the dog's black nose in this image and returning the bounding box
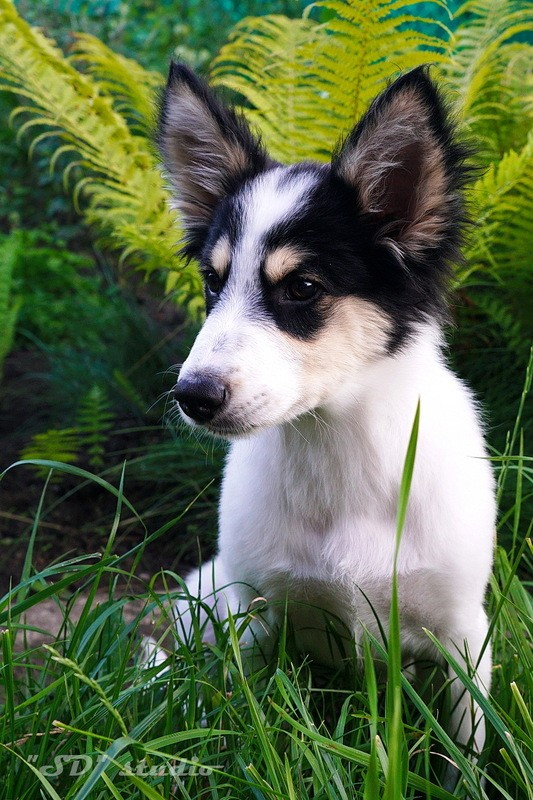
[173,376,227,423]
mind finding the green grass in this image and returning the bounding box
[0,387,531,799]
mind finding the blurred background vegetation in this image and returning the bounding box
[0,0,531,590]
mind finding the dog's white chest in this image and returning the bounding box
[218,421,411,599]
[218,430,423,662]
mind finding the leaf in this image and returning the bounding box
[212,1,449,163]
[0,230,22,379]
[70,33,163,131]
[0,0,201,313]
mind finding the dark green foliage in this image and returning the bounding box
[0,92,77,234]
[0,231,20,380]
[7,228,95,347]
[14,0,305,73]
[452,291,532,452]
[1,225,179,424]
[2,226,176,413]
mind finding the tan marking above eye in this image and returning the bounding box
[209,236,231,276]
[264,245,307,283]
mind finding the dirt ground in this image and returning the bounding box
[10,591,157,651]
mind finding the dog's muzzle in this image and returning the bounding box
[173,374,227,423]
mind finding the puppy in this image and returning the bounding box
[157,63,495,762]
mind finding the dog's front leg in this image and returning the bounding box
[173,558,241,645]
[174,560,280,674]
[441,610,491,789]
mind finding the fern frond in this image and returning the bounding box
[0,0,201,312]
[303,0,451,121]
[445,0,532,161]
[212,15,325,163]
[466,133,533,271]
[212,0,449,162]
[21,429,81,471]
[70,33,163,132]
[462,132,533,333]
[470,292,529,358]
[76,385,115,468]
[19,388,116,470]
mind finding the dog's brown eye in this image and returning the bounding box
[285,276,321,302]
[204,270,222,294]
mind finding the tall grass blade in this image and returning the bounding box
[385,400,420,799]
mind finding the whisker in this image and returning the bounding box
[159,363,184,379]
[147,390,174,415]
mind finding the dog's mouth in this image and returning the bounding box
[206,422,258,439]
[181,410,261,440]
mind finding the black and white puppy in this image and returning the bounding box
[158,63,495,760]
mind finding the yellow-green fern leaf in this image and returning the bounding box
[465,132,533,286]
[21,429,81,472]
[445,0,532,161]
[70,33,163,132]
[306,0,450,123]
[0,0,201,313]
[212,15,325,163]
[212,0,450,163]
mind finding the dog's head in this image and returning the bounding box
[158,64,469,438]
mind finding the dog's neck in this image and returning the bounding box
[270,324,444,525]
[288,323,443,435]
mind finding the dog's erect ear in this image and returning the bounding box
[158,63,268,253]
[332,67,468,264]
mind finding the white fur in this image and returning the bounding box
[234,167,318,272]
[174,169,495,765]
